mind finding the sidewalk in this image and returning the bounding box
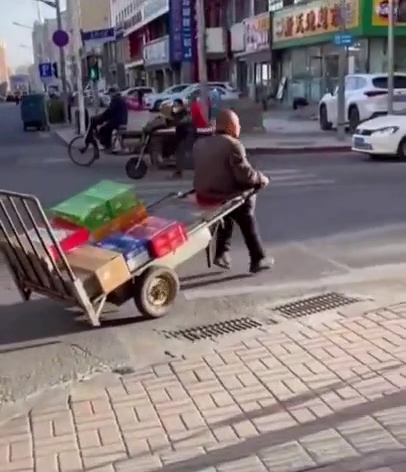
[58,109,351,155]
[1,299,405,471]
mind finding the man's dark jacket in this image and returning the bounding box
[99,94,128,128]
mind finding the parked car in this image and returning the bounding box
[319,73,406,133]
[121,86,155,98]
[352,114,406,159]
[161,84,240,108]
[144,84,191,111]
[208,81,241,96]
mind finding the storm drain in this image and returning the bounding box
[272,292,360,318]
[161,317,263,342]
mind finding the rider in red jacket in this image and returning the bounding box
[190,97,210,129]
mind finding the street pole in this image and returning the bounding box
[388,0,395,114]
[73,0,86,133]
[195,0,209,121]
[337,0,347,140]
[54,0,69,123]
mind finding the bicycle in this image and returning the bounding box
[67,118,149,179]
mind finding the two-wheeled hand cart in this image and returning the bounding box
[0,188,253,327]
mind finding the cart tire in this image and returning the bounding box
[126,157,148,180]
[134,266,179,318]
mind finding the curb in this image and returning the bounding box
[53,130,351,156]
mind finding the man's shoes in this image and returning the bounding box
[170,171,183,179]
[214,253,231,270]
[249,257,274,274]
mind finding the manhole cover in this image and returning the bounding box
[272,292,360,318]
[161,317,263,342]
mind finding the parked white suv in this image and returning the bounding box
[319,73,406,132]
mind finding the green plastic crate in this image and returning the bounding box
[84,180,143,218]
[51,193,111,231]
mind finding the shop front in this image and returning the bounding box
[363,0,406,72]
[143,36,171,91]
[232,12,271,99]
[272,0,364,104]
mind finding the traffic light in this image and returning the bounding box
[87,55,100,82]
[52,62,58,78]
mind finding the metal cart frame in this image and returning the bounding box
[0,188,252,327]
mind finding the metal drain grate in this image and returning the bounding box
[161,317,263,342]
[272,292,360,318]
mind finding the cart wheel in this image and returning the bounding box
[134,266,179,318]
[126,157,148,180]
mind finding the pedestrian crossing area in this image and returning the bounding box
[125,168,335,201]
[15,156,336,196]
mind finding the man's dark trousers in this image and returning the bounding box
[215,195,265,263]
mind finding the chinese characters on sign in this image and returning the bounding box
[244,13,270,53]
[372,0,406,25]
[181,0,193,61]
[169,0,195,62]
[169,0,183,62]
[273,0,359,42]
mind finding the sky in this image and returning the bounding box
[1,0,66,71]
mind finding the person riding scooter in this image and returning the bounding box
[91,86,128,150]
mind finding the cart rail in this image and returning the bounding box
[0,190,102,325]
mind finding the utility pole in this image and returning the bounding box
[54,0,69,123]
[337,0,347,141]
[73,0,86,133]
[387,0,395,114]
[195,0,209,121]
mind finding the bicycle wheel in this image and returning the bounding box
[68,135,99,167]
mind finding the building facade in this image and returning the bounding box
[66,0,113,88]
[31,13,69,91]
[110,0,232,91]
[0,42,9,86]
[271,0,406,104]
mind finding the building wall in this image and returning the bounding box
[0,42,8,84]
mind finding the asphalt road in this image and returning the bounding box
[2,102,406,408]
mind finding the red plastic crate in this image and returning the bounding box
[127,216,187,258]
[27,217,89,259]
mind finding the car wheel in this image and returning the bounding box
[348,106,360,133]
[319,105,332,131]
[396,137,406,160]
[153,100,162,112]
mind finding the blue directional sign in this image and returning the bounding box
[39,62,52,79]
[81,28,115,42]
[333,33,354,47]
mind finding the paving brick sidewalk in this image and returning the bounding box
[1,303,406,472]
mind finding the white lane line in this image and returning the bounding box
[270,179,335,187]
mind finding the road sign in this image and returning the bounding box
[333,33,354,47]
[39,62,52,79]
[52,29,69,48]
[81,28,115,42]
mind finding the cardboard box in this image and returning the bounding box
[84,180,143,218]
[65,245,131,296]
[51,194,111,231]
